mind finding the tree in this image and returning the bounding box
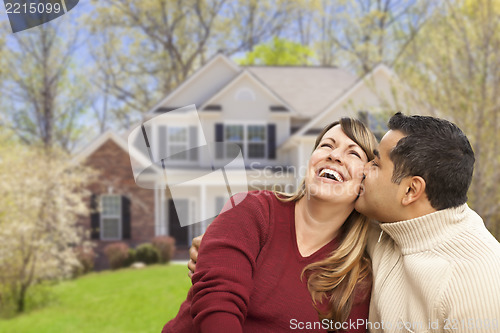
[86,0,228,128]
[0,20,90,151]
[237,37,315,65]
[287,0,435,72]
[0,138,95,315]
[86,0,296,128]
[396,0,500,239]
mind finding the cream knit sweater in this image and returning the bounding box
[367,204,500,333]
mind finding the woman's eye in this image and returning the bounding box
[320,143,332,148]
[350,151,361,158]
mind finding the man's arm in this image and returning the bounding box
[188,234,203,278]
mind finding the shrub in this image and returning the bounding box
[103,242,130,269]
[134,243,159,265]
[152,236,176,264]
[73,246,96,276]
[125,248,136,267]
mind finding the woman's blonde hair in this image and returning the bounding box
[275,117,377,323]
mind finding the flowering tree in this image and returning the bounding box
[0,138,95,314]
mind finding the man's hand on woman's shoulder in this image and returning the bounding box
[188,234,203,278]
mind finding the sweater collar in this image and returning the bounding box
[379,203,479,254]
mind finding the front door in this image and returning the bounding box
[168,199,189,247]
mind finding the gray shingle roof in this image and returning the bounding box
[246,66,357,118]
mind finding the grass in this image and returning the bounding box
[0,264,191,333]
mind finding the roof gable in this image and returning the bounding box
[148,54,240,113]
[200,69,296,114]
[72,131,129,164]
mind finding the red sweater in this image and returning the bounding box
[163,191,371,333]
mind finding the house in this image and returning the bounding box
[74,54,399,269]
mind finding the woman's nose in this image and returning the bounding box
[328,148,343,164]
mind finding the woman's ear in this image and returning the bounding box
[401,176,426,206]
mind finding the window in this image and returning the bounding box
[167,127,188,160]
[100,195,121,240]
[235,88,256,101]
[247,125,266,158]
[225,125,244,157]
[224,124,266,159]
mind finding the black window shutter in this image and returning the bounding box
[267,124,276,159]
[90,194,100,240]
[215,123,224,159]
[122,196,131,239]
[189,126,198,161]
[159,125,167,160]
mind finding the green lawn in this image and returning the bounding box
[0,264,191,333]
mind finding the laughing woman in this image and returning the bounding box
[163,118,377,333]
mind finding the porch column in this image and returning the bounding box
[200,184,207,231]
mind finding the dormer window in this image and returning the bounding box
[235,88,256,101]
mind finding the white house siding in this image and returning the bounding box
[198,74,291,168]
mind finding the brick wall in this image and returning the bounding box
[83,139,156,269]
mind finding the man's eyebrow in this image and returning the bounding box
[373,149,380,158]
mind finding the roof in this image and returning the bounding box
[199,69,297,115]
[71,130,157,175]
[279,64,396,150]
[72,130,129,164]
[246,66,357,118]
[146,53,240,115]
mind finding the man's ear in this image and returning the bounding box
[401,176,426,206]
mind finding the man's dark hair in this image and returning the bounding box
[387,112,475,210]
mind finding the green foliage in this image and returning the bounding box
[152,236,176,264]
[134,243,160,265]
[238,37,315,65]
[0,265,191,333]
[103,243,131,270]
[395,0,500,239]
[126,249,136,267]
[0,282,56,319]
